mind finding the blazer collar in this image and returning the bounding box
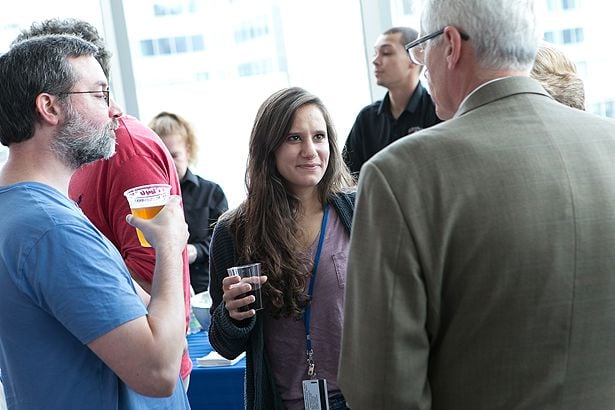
[456,76,552,118]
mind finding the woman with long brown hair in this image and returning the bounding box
[208,87,355,409]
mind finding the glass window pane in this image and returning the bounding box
[174,36,188,53]
[140,39,155,56]
[562,27,583,44]
[190,34,205,51]
[157,37,172,55]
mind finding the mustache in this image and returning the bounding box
[110,118,120,131]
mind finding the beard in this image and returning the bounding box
[50,104,118,170]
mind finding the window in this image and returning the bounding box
[401,0,414,15]
[562,27,583,43]
[191,35,205,51]
[152,0,195,16]
[157,37,172,54]
[195,71,209,81]
[120,0,369,206]
[543,31,556,43]
[174,36,188,53]
[139,34,205,57]
[234,18,270,43]
[0,2,613,211]
[238,59,273,77]
[153,4,181,16]
[589,100,615,118]
[140,39,155,56]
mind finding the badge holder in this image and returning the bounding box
[302,378,329,410]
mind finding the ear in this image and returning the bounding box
[443,26,463,70]
[35,93,61,126]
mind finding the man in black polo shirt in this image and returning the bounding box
[343,26,441,176]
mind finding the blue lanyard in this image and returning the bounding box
[304,203,329,378]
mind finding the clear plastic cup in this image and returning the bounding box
[123,184,171,247]
[227,263,263,311]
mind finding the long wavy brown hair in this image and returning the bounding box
[224,87,354,319]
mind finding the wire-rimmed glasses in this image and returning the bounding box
[405,28,470,65]
[61,90,110,106]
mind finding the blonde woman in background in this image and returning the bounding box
[149,112,228,295]
[531,41,585,110]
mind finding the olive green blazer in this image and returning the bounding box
[340,76,615,410]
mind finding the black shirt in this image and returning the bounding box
[181,168,228,293]
[343,82,442,175]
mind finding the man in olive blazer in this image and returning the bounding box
[339,1,615,409]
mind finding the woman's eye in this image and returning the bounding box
[314,133,326,141]
[287,134,301,142]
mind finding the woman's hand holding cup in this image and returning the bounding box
[222,274,267,320]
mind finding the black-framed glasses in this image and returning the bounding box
[61,90,110,106]
[405,28,470,65]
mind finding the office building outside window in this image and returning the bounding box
[0,0,614,185]
[121,0,369,207]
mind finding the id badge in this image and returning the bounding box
[302,379,329,410]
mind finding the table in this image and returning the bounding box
[187,331,246,410]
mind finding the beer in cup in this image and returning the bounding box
[123,184,171,247]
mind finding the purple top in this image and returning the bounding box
[263,208,349,409]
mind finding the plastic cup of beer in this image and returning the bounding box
[123,184,171,247]
[227,263,263,311]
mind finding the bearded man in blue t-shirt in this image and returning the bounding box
[0,34,190,409]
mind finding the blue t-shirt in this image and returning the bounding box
[0,182,190,409]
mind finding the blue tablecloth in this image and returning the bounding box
[187,331,246,410]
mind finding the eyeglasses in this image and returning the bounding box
[405,28,470,65]
[61,90,110,106]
